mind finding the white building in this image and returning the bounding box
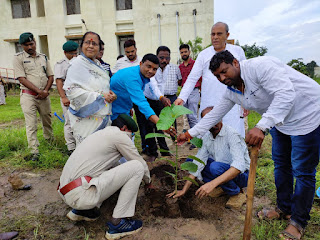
[0,0,214,78]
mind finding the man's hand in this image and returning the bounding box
[61,97,70,107]
[160,96,171,107]
[174,98,184,106]
[167,190,186,199]
[245,127,265,148]
[164,126,176,137]
[243,108,250,117]
[177,131,192,145]
[195,182,216,199]
[36,90,49,99]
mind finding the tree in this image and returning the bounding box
[241,43,268,59]
[287,58,308,76]
[306,60,318,78]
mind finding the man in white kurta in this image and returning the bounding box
[175,22,246,137]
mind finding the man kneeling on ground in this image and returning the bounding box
[168,107,250,208]
[58,114,150,239]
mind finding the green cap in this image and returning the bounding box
[63,41,79,52]
[19,32,34,44]
[118,114,138,132]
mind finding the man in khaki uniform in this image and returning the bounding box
[54,41,78,154]
[13,32,54,161]
[58,114,150,239]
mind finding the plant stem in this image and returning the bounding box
[175,134,178,194]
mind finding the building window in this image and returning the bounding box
[118,35,134,55]
[36,0,45,17]
[39,35,50,59]
[116,0,132,10]
[66,0,81,15]
[15,42,23,53]
[11,0,31,19]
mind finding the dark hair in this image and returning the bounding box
[80,31,103,51]
[111,117,126,129]
[156,46,171,55]
[101,40,105,45]
[117,54,124,60]
[209,50,235,73]
[179,44,190,51]
[201,106,214,118]
[142,53,159,65]
[124,39,136,48]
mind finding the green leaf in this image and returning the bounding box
[187,155,205,165]
[182,176,199,186]
[165,159,177,167]
[172,105,193,118]
[190,137,203,148]
[157,107,175,130]
[145,133,170,139]
[159,149,171,153]
[180,162,198,172]
[165,171,176,178]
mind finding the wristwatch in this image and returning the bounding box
[255,125,270,136]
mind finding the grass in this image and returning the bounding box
[1,87,320,239]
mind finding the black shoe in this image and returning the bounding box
[67,208,101,221]
[67,150,74,156]
[161,152,173,157]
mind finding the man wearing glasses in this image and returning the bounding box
[54,40,79,155]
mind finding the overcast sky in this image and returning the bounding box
[214,0,320,64]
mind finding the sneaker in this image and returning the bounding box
[225,192,247,210]
[105,218,143,239]
[67,208,100,221]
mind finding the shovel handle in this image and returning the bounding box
[243,146,260,240]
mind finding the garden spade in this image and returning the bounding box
[243,145,260,240]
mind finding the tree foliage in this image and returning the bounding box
[179,37,210,60]
[306,60,318,78]
[287,58,308,76]
[241,43,268,59]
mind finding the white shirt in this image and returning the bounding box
[144,64,182,100]
[178,44,246,137]
[190,125,250,181]
[112,55,142,73]
[189,56,320,137]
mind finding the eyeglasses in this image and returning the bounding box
[83,40,99,47]
[159,56,170,60]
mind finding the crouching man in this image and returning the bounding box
[168,107,250,208]
[58,114,150,239]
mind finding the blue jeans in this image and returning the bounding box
[201,158,249,196]
[270,125,320,228]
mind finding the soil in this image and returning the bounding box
[0,117,272,240]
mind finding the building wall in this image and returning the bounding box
[0,0,214,74]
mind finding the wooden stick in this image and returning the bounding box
[243,146,260,240]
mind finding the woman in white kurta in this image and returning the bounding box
[64,32,116,145]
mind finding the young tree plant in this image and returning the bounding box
[145,104,204,193]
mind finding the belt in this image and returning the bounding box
[58,176,92,195]
[22,89,38,96]
[164,94,176,97]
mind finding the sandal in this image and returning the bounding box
[256,207,291,220]
[279,220,305,240]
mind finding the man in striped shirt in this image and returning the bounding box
[168,106,250,208]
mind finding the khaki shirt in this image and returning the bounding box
[54,56,70,81]
[13,51,53,90]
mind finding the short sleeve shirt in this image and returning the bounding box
[13,51,54,90]
[54,57,70,81]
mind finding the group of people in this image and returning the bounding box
[12,20,320,240]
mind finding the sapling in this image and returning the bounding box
[145,104,205,193]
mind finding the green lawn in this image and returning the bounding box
[0,88,319,239]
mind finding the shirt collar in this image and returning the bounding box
[208,124,226,140]
[23,50,40,58]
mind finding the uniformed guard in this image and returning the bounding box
[54,41,78,154]
[13,32,54,161]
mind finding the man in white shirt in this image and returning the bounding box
[168,106,250,209]
[112,39,142,73]
[178,50,320,240]
[175,22,246,137]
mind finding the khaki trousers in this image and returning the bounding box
[60,99,76,151]
[61,160,144,218]
[20,92,53,154]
